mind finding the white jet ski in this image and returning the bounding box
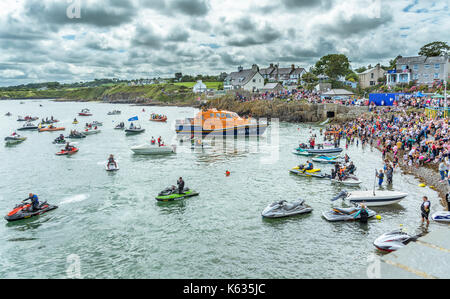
[262,199,312,218]
[431,211,450,223]
[373,230,421,252]
[83,128,101,135]
[131,144,176,155]
[332,190,407,207]
[105,161,119,172]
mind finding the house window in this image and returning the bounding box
[414,74,418,80]
[424,64,430,69]
[434,64,440,69]
[370,81,375,86]
[371,73,374,79]
[252,79,256,83]
[434,73,439,79]
[413,64,418,70]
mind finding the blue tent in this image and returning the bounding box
[369,93,408,106]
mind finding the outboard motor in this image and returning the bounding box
[331,191,348,202]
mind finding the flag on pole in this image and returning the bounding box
[128,116,138,122]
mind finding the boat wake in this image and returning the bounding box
[59,194,89,205]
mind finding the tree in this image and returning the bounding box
[419,41,450,57]
[345,72,359,82]
[355,66,367,73]
[301,72,318,91]
[389,55,402,70]
[314,54,351,80]
[175,73,182,81]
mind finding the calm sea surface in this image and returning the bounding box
[0,99,444,278]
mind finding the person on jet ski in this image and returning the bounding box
[108,154,117,168]
[344,154,350,163]
[302,161,314,173]
[177,177,185,194]
[347,162,355,174]
[65,142,74,152]
[151,137,156,145]
[23,193,39,212]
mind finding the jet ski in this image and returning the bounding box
[5,201,58,222]
[105,161,119,171]
[53,137,66,144]
[292,145,313,156]
[108,110,121,115]
[330,175,362,186]
[431,211,450,223]
[290,167,330,179]
[83,128,101,135]
[5,135,27,145]
[155,187,199,202]
[261,199,312,218]
[373,230,421,252]
[56,147,79,155]
[322,205,376,222]
[89,121,103,127]
[114,123,125,130]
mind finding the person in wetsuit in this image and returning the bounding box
[23,193,39,211]
[421,196,431,226]
[177,177,185,194]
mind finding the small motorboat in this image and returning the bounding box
[307,148,343,154]
[107,110,121,115]
[332,190,407,207]
[331,175,362,186]
[290,167,329,179]
[78,109,92,116]
[89,121,103,127]
[156,187,199,202]
[5,201,58,222]
[38,126,65,132]
[67,131,86,139]
[125,127,145,135]
[41,119,59,124]
[56,147,79,155]
[149,116,168,122]
[5,135,27,145]
[131,144,175,155]
[373,230,421,252]
[17,116,38,122]
[261,199,312,218]
[105,161,119,172]
[17,123,38,131]
[312,156,343,164]
[431,211,450,223]
[114,123,125,130]
[83,128,101,135]
[322,205,376,222]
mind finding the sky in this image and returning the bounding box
[0,0,449,86]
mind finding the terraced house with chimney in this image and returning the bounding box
[223,64,264,92]
[260,64,306,86]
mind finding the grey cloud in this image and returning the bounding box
[319,13,393,37]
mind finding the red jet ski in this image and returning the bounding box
[56,147,79,155]
[5,201,58,222]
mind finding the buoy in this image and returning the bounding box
[376,215,381,220]
[419,183,426,187]
[225,170,231,177]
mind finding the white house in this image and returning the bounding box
[193,80,207,93]
[224,64,264,92]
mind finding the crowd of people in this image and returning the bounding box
[324,105,450,187]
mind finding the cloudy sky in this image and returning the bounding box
[0,0,448,86]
